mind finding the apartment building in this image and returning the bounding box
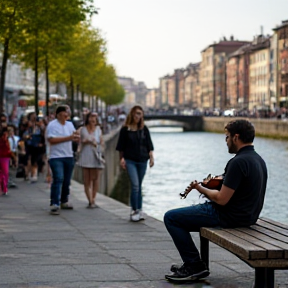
[200,38,250,111]
[248,36,270,113]
[273,20,288,108]
[117,77,149,108]
[183,63,201,108]
[145,88,160,108]
[159,75,169,107]
[269,33,278,110]
[226,43,251,110]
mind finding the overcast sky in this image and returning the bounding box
[92,0,288,88]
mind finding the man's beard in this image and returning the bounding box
[228,142,237,154]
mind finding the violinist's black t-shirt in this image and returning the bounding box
[214,145,268,227]
[116,125,154,162]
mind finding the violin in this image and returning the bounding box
[179,174,224,199]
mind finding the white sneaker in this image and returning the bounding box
[30,176,38,183]
[130,210,140,222]
[50,205,60,215]
[139,210,147,220]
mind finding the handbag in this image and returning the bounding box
[93,145,106,166]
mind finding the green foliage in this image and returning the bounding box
[0,0,123,111]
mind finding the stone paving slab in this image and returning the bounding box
[0,175,287,288]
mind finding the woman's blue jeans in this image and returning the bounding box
[125,159,147,211]
[48,157,74,206]
[164,202,222,264]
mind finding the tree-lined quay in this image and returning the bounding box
[0,0,124,117]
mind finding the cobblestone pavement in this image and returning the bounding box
[0,175,287,288]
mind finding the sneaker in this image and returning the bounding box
[60,202,73,209]
[170,263,182,272]
[139,210,147,220]
[130,210,140,222]
[165,261,210,282]
[50,205,60,215]
[7,180,17,188]
[30,176,38,183]
[2,191,8,196]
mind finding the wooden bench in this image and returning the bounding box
[200,217,288,288]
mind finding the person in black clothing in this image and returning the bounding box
[116,105,154,222]
[164,119,268,283]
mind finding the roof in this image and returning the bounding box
[201,40,250,53]
[273,20,288,31]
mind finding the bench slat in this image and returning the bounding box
[241,258,288,268]
[256,219,288,237]
[259,217,288,230]
[200,228,266,260]
[250,225,288,246]
[235,228,288,259]
[226,228,284,259]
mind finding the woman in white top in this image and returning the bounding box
[77,112,104,208]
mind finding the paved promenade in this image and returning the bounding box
[1,175,288,288]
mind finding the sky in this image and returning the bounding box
[92,0,288,88]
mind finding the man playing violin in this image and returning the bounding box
[164,119,268,283]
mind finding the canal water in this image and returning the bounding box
[111,127,288,223]
[138,127,288,224]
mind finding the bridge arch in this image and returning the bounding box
[144,115,204,131]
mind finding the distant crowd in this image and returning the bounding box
[0,106,127,196]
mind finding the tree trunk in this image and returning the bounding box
[70,75,74,118]
[45,54,49,117]
[0,38,10,114]
[81,91,84,110]
[34,41,39,116]
[76,84,80,114]
[95,96,98,113]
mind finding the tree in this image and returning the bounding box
[16,0,96,115]
[0,0,26,113]
[49,23,107,116]
[0,0,97,114]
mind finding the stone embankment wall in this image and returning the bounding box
[204,117,288,140]
[73,127,121,196]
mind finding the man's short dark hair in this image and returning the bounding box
[55,105,67,115]
[225,119,255,143]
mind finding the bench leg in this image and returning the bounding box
[254,268,274,288]
[200,235,209,270]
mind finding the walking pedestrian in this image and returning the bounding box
[0,121,15,195]
[164,119,268,283]
[23,112,45,183]
[46,105,80,215]
[116,105,154,222]
[77,112,105,208]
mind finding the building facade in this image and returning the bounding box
[248,36,270,113]
[200,38,250,111]
[273,20,288,108]
[183,63,201,109]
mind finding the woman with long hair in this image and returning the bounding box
[77,112,104,208]
[116,105,154,222]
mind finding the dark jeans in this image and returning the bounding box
[48,157,74,206]
[125,159,147,211]
[164,202,222,264]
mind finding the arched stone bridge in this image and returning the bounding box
[144,114,204,131]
